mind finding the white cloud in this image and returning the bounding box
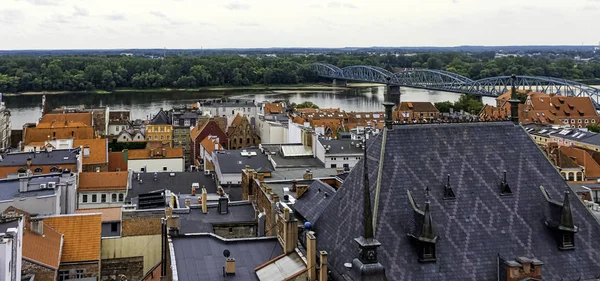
[0,0,596,49]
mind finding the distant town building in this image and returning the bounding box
[171,108,199,166]
[146,109,173,147]
[116,129,145,142]
[107,110,131,136]
[394,102,440,123]
[213,148,274,185]
[190,118,228,168]
[522,93,600,128]
[316,138,364,169]
[125,147,184,173]
[77,171,129,209]
[196,99,258,126]
[0,215,22,281]
[0,149,81,179]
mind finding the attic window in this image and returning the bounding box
[500,171,512,196]
[34,167,43,173]
[50,166,59,173]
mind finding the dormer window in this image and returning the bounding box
[561,233,574,250]
[500,171,512,195]
[34,167,43,173]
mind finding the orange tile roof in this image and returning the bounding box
[76,207,122,222]
[42,214,101,263]
[128,147,184,159]
[23,220,63,269]
[190,125,201,141]
[292,116,305,125]
[108,152,128,172]
[73,138,108,165]
[200,136,222,155]
[40,113,93,127]
[36,121,90,129]
[397,102,439,112]
[231,114,243,128]
[25,126,95,144]
[264,103,284,114]
[560,146,600,178]
[78,172,128,192]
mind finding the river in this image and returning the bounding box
[3,86,495,129]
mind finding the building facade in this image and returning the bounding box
[227,114,260,150]
[78,172,129,209]
[394,102,440,123]
[146,109,172,147]
[171,109,199,167]
[190,119,228,167]
[0,101,11,151]
[126,148,185,173]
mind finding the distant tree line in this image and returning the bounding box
[435,95,484,114]
[0,53,599,93]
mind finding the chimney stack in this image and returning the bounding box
[303,169,313,180]
[319,251,328,281]
[201,188,208,214]
[291,180,297,191]
[296,185,308,198]
[31,218,43,235]
[508,74,520,125]
[383,76,395,130]
[307,232,317,280]
[225,257,236,276]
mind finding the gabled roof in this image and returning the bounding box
[150,109,171,125]
[397,102,439,113]
[264,103,284,114]
[73,138,108,165]
[78,172,128,192]
[40,112,93,127]
[560,146,600,178]
[230,114,244,129]
[293,180,336,223]
[0,149,79,167]
[25,126,95,144]
[108,151,128,172]
[42,213,101,263]
[23,220,63,269]
[200,136,223,155]
[315,122,600,280]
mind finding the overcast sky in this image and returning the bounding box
[0,0,598,50]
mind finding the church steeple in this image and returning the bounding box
[417,187,438,262]
[350,139,387,280]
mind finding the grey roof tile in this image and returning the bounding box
[178,202,256,234]
[315,122,600,281]
[294,180,336,223]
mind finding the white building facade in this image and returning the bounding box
[128,158,185,173]
[0,218,23,281]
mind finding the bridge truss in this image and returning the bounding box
[308,63,600,104]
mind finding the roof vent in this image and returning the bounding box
[500,171,512,196]
[223,250,235,276]
[443,174,456,200]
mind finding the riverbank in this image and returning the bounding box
[6,83,351,97]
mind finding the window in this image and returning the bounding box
[161,135,164,140]
[160,127,165,132]
[95,167,100,172]
[579,119,582,123]
[101,194,107,203]
[92,194,97,203]
[561,172,566,180]
[82,194,88,203]
[247,138,250,144]
[331,164,337,168]
[343,163,350,168]
[58,270,69,281]
[119,193,124,202]
[50,166,59,173]
[148,136,152,140]
[167,136,170,140]
[593,119,597,124]
[562,234,574,248]
[141,167,145,172]
[331,157,336,161]
[34,167,43,173]
[184,120,190,126]
[577,172,583,181]
[586,119,589,123]
[571,119,575,123]
[111,223,118,232]
[163,166,168,171]
[112,194,117,202]
[174,120,179,126]
[116,126,120,132]
[568,173,574,181]
[75,269,85,278]
[154,136,158,140]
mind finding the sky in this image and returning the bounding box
[0,0,598,50]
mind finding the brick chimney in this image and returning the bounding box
[217,196,229,214]
[291,180,297,191]
[279,208,298,254]
[201,188,208,214]
[296,185,308,198]
[256,172,265,182]
[498,256,543,281]
[319,251,328,281]
[307,232,317,280]
[30,218,43,235]
[303,169,313,180]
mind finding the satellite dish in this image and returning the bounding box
[223,249,231,258]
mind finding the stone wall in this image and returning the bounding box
[21,259,56,281]
[213,223,256,239]
[101,256,144,281]
[58,262,100,280]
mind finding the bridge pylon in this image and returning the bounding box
[332,79,347,87]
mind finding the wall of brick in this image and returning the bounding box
[21,259,57,281]
[83,163,108,173]
[121,210,164,237]
[58,262,100,280]
[141,263,162,281]
[101,256,144,281]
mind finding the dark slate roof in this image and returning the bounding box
[213,148,274,174]
[294,180,336,223]
[319,139,364,155]
[0,220,19,234]
[127,172,223,202]
[172,235,283,281]
[178,202,256,234]
[0,149,79,167]
[263,114,289,123]
[150,109,171,125]
[0,174,61,200]
[315,122,600,281]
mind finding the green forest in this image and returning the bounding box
[1,53,599,93]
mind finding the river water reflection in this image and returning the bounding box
[3,86,496,129]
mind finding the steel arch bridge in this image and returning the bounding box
[307,63,600,104]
